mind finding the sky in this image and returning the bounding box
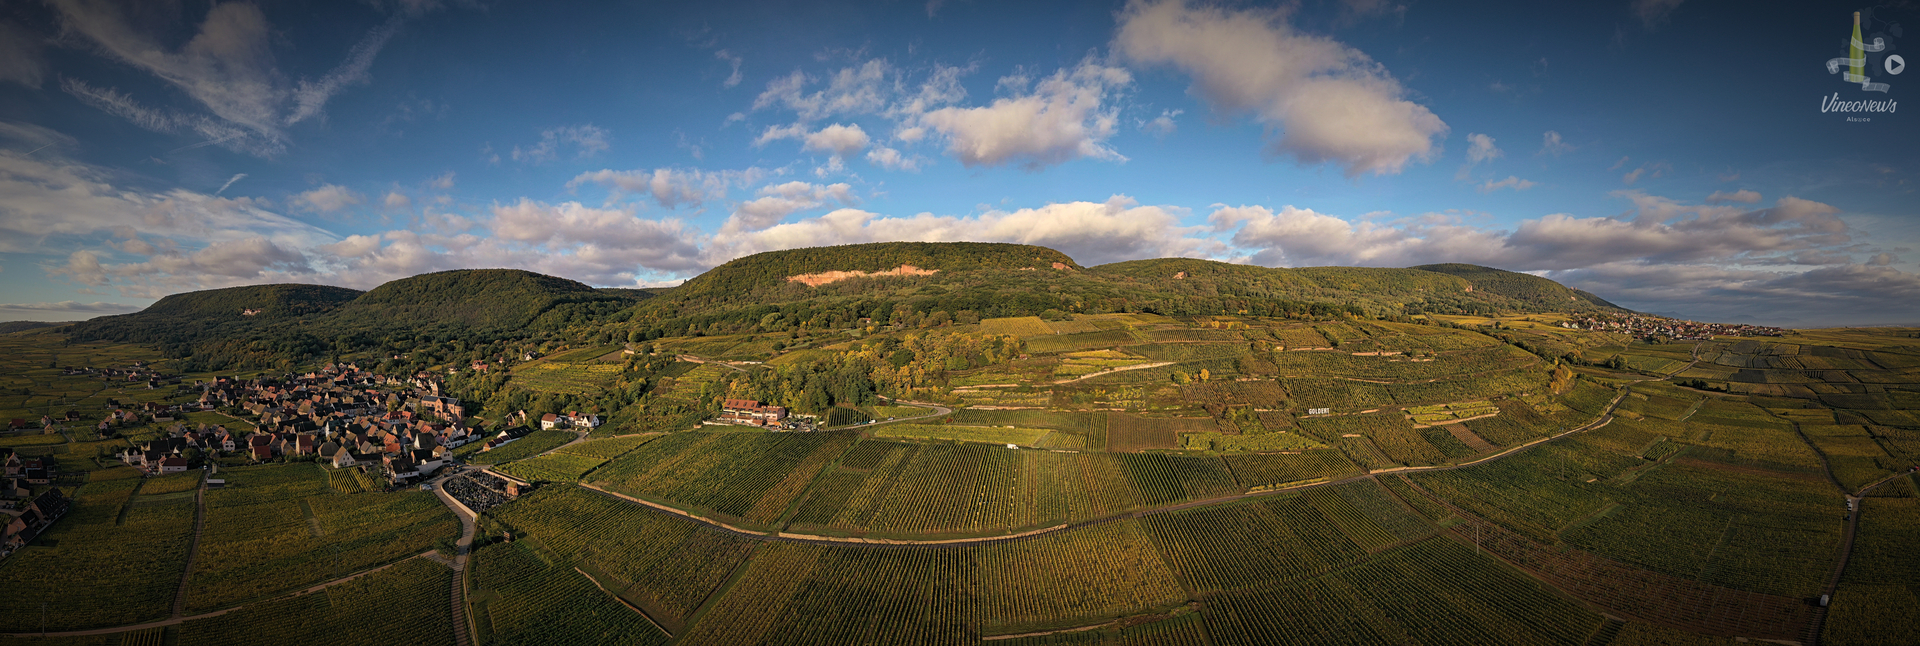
[1,0,1916,328]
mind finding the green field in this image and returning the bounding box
[184,463,458,612]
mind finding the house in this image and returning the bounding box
[250,445,273,461]
[566,411,600,429]
[3,489,69,550]
[387,459,420,482]
[540,413,562,430]
[158,457,189,474]
[720,399,788,426]
[0,478,28,499]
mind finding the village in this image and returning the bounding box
[1,362,609,491]
[1559,313,1786,340]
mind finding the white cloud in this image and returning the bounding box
[293,184,364,213]
[866,146,924,172]
[1141,109,1181,137]
[513,125,612,163]
[1465,134,1502,165]
[722,181,856,233]
[752,59,894,121]
[918,61,1132,170]
[1539,130,1573,156]
[802,123,871,156]
[567,166,768,209]
[428,171,455,190]
[1706,189,1761,204]
[715,49,744,88]
[1477,176,1537,193]
[714,195,1213,266]
[1621,160,1669,185]
[1457,133,1501,179]
[0,301,142,321]
[51,1,406,156]
[214,173,247,195]
[1115,0,1447,176]
[0,149,339,255]
[383,191,412,210]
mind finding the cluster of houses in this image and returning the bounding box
[537,410,602,430]
[2,453,56,486]
[1560,314,1785,339]
[719,399,789,426]
[0,489,68,557]
[105,363,518,484]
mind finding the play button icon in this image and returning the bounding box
[1890,55,1907,75]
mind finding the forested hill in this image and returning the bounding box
[1086,258,1626,318]
[141,283,364,318]
[55,245,1630,372]
[660,242,1080,310]
[340,269,638,330]
[1410,263,1624,311]
[63,269,649,372]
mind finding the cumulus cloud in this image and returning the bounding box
[567,166,767,209]
[866,146,924,172]
[1539,130,1573,156]
[715,49,743,88]
[1141,109,1181,137]
[513,125,611,163]
[753,59,894,121]
[1478,176,1537,193]
[1458,133,1501,179]
[1115,0,1447,176]
[293,184,364,213]
[1706,189,1760,204]
[713,195,1213,266]
[803,123,871,156]
[918,61,1132,170]
[383,191,412,210]
[429,172,455,190]
[1621,160,1669,185]
[722,181,856,233]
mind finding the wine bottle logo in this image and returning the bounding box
[1827,11,1896,92]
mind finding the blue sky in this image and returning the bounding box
[1,0,1915,327]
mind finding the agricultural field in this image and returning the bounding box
[467,429,576,465]
[509,361,623,395]
[978,316,1056,338]
[555,433,659,459]
[468,540,670,646]
[486,485,755,632]
[1823,496,1920,646]
[184,463,457,613]
[496,451,608,482]
[589,430,857,529]
[0,479,195,631]
[174,557,453,646]
[872,423,1051,447]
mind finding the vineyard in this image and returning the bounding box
[468,541,671,646]
[487,485,755,631]
[175,557,454,646]
[873,423,1051,447]
[508,361,624,395]
[589,430,857,529]
[0,479,195,630]
[467,429,576,465]
[185,463,457,613]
